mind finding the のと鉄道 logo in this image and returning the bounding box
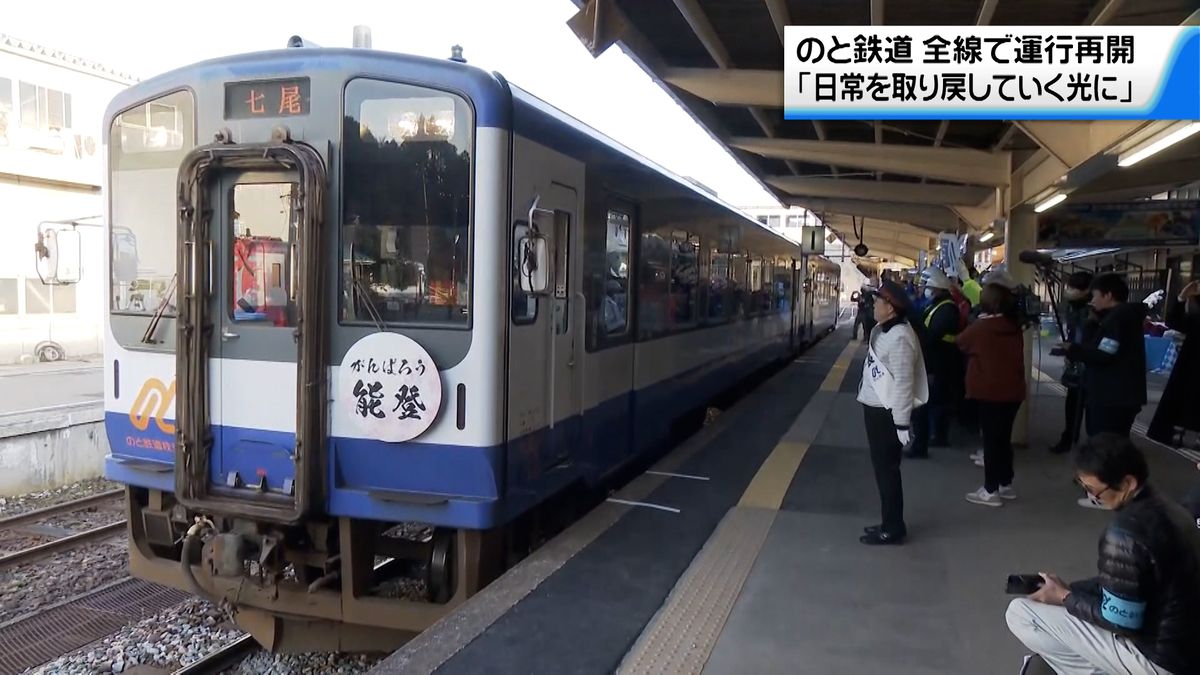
[129,378,176,434]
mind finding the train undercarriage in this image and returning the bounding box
[125,487,508,652]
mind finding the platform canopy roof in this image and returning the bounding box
[567,0,1200,266]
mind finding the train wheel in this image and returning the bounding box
[426,528,454,603]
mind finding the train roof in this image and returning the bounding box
[108,47,795,251]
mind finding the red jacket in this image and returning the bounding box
[956,315,1026,402]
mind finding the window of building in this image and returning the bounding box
[18,81,72,130]
[787,215,803,229]
[756,215,769,225]
[25,278,76,313]
[341,78,473,327]
[0,278,17,314]
[0,78,11,143]
[767,215,782,230]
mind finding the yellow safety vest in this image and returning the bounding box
[924,299,958,343]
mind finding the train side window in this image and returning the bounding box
[730,252,748,321]
[669,232,699,329]
[602,209,631,337]
[707,248,730,324]
[511,220,537,324]
[637,231,669,340]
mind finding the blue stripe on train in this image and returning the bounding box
[104,336,800,529]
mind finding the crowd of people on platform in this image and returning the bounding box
[850,259,1200,675]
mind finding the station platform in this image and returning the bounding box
[369,328,1197,675]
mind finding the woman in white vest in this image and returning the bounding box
[858,280,930,545]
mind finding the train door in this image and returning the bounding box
[212,174,301,497]
[173,140,324,524]
[509,182,582,474]
[790,258,802,349]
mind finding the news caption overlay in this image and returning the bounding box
[784,26,1200,120]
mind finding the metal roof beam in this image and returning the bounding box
[566,0,784,205]
[788,198,961,231]
[663,68,782,107]
[871,0,885,25]
[1085,0,1126,26]
[733,137,1010,186]
[760,0,836,176]
[767,176,992,206]
[976,0,1001,25]
[669,0,800,175]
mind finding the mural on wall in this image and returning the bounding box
[1038,200,1200,248]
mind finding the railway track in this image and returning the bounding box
[171,634,257,675]
[0,577,187,675]
[0,489,127,569]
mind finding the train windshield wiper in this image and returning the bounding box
[141,273,178,344]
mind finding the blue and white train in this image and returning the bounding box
[77,38,838,650]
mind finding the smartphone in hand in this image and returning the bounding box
[1006,574,1045,595]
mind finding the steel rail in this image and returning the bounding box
[0,520,127,569]
[0,489,123,530]
[171,634,257,675]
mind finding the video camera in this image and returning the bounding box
[1017,250,1066,342]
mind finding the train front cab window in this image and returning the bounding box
[109,90,195,347]
[340,78,473,328]
[230,183,298,326]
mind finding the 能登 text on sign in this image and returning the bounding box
[783,26,1200,120]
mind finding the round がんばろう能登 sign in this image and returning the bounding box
[338,332,441,442]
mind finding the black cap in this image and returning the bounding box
[877,279,911,315]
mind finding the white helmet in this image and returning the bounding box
[982,267,1019,291]
[923,267,953,290]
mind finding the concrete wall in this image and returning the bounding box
[0,402,106,496]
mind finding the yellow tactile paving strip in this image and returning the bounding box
[617,341,859,675]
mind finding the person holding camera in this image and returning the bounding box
[1061,273,1147,439]
[857,280,928,546]
[851,283,876,340]
[1006,434,1200,675]
[1050,271,1095,455]
[956,271,1026,507]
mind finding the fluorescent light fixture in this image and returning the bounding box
[979,231,995,242]
[1034,193,1067,213]
[1118,121,1200,168]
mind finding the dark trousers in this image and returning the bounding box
[911,374,949,453]
[852,316,874,339]
[863,404,905,535]
[1085,404,1140,438]
[978,400,1021,492]
[1056,386,1085,450]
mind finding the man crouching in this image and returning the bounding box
[1006,434,1200,675]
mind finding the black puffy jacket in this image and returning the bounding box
[1067,302,1147,408]
[1065,485,1200,674]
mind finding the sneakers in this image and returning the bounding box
[966,486,1003,507]
[1077,496,1110,510]
[997,485,1017,500]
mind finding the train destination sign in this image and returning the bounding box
[225,77,311,119]
[338,332,442,443]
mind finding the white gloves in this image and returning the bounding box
[1143,289,1164,308]
[896,428,912,446]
